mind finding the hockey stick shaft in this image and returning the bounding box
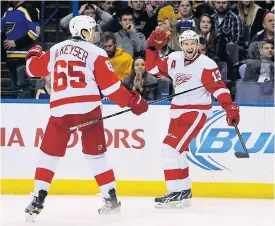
[68,81,217,131]
[233,121,250,158]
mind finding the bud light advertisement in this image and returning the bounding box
[188,110,274,171]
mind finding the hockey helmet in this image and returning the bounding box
[179,30,200,46]
[69,15,97,41]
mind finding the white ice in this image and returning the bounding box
[0,195,274,226]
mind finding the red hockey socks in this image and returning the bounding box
[84,153,116,198]
[162,144,191,192]
[34,151,60,195]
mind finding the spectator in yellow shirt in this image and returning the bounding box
[157,1,181,23]
[103,32,133,81]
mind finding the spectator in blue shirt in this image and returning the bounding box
[1,1,40,98]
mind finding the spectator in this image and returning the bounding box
[1,0,40,98]
[94,24,104,48]
[258,40,274,61]
[198,36,208,55]
[237,1,266,40]
[60,3,113,32]
[198,14,228,62]
[251,11,274,43]
[102,32,133,81]
[211,0,244,45]
[229,1,239,15]
[193,0,215,18]
[243,40,274,82]
[177,0,199,31]
[160,18,181,51]
[198,37,220,64]
[128,1,158,39]
[157,1,181,23]
[123,57,159,101]
[100,0,115,15]
[145,1,165,15]
[36,75,50,99]
[198,13,216,49]
[150,19,180,96]
[100,0,121,33]
[114,8,146,58]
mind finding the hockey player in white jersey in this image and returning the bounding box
[145,29,240,208]
[24,15,148,221]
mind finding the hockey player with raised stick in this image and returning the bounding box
[24,15,148,221]
[145,29,240,208]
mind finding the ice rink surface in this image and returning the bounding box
[1,195,274,226]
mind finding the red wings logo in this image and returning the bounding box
[175,73,192,86]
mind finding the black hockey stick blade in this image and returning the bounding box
[233,121,250,159]
[234,152,250,158]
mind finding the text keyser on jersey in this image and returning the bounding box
[0,128,145,149]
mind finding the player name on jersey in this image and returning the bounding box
[54,44,88,63]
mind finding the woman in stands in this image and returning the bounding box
[122,57,159,101]
[197,14,216,50]
[198,13,228,63]
[159,18,181,51]
[237,1,266,40]
[148,18,180,96]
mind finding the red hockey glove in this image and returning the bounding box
[127,90,148,116]
[26,45,44,61]
[147,30,171,50]
[222,103,240,127]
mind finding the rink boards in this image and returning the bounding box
[1,101,274,198]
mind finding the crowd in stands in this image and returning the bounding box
[1,0,274,102]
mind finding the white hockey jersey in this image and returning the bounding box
[145,49,232,118]
[26,39,132,117]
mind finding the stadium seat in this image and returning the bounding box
[226,43,239,65]
[239,64,247,79]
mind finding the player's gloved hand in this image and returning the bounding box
[26,45,44,61]
[147,29,170,50]
[222,103,240,127]
[127,90,148,116]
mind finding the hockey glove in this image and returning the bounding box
[26,45,44,61]
[147,30,171,51]
[127,90,148,116]
[222,103,240,127]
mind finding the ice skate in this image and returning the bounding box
[25,190,48,222]
[98,188,121,215]
[155,189,192,208]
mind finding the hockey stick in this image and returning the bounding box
[233,121,250,158]
[68,81,217,131]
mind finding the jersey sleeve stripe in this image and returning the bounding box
[212,88,230,99]
[101,81,121,96]
[27,31,37,40]
[25,59,36,77]
[29,29,39,38]
[147,65,160,75]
